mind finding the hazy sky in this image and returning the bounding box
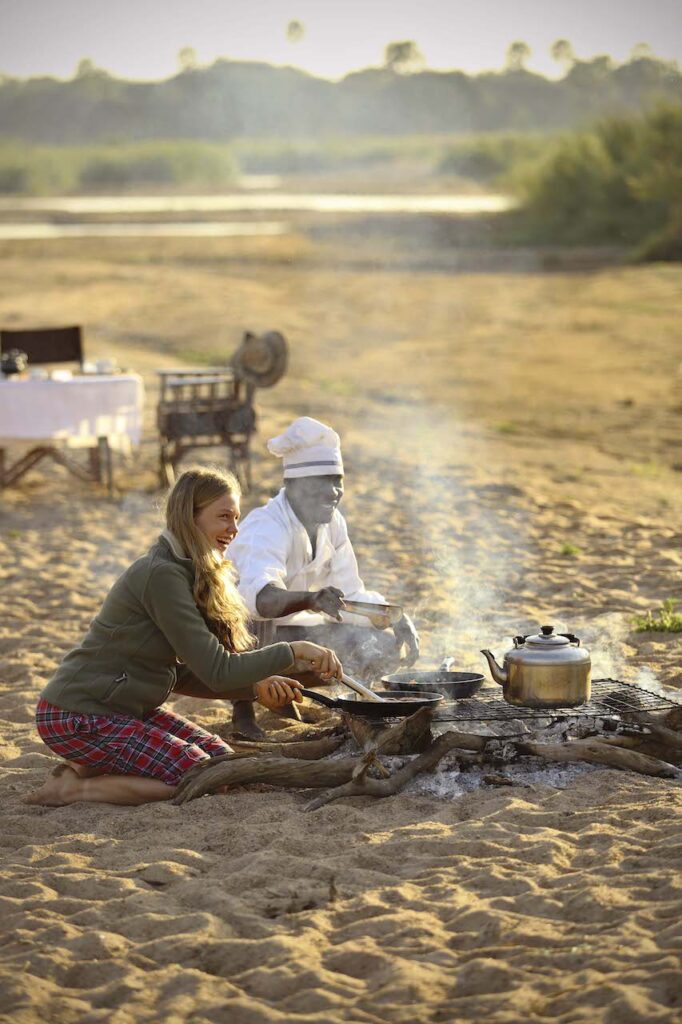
[1,0,680,81]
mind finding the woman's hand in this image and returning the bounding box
[254,676,304,710]
[289,641,343,681]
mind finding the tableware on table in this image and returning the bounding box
[95,358,117,374]
[1,349,28,376]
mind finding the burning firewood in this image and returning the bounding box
[304,731,477,811]
[172,703,682,807]
[515,737,681,778]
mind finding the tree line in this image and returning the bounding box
[0,50,680,144]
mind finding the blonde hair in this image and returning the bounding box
[165,467,254,652]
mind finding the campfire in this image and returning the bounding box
[172,678,682,808]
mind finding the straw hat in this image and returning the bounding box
[232,330,288,388]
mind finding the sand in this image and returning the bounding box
[1,230,681,1022]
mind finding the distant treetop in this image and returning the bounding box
[0,47,679,143]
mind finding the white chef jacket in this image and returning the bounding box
[227,488,385,627]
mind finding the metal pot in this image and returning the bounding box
[381,670,485,700]
[481,625,591,708]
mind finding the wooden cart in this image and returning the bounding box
[156,368,256,490]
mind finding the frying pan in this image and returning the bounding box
[300,688,443,720]
[340,599,403,628]
[381,670,485,700]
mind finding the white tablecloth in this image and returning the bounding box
[0,374,144,450]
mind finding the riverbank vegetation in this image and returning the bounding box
[1,102,679,263]
[0,131,557,194]
[0,139,238,194]
[512,103,682,260]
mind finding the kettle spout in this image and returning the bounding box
[480,649,507,686]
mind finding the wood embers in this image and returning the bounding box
[171,702,682,808]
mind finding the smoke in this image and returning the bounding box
[633,664,668,696]
[411,422,534,669]
[578,612,631,680]
[347,398,534,672]
[347,404,669,696]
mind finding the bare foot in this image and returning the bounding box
[24,763,85,806]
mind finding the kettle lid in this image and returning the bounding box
[524,625,572,647]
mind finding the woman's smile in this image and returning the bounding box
[195,493,241,554]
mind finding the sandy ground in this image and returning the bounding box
[1,229,681,1022]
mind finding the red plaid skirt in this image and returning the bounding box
[35,698,232,786]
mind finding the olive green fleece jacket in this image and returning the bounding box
[40,534,295,719]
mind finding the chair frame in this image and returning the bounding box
[0,325,84,369]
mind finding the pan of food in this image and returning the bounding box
[300,688,443,720]
[381,670,485,700]
[340,599,403,628]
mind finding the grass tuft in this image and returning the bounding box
[633,599,682,633]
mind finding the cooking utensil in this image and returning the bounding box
[341,672,386,702]
[300,688,443,720]
[481,624,591,709]
[340,599,403,628]
[382,670,485,700]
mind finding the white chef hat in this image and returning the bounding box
[267,417,344,479]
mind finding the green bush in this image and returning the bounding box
[0,163,29,193]
[0,141,74,193]
[231,134,450,174]
[0,139,238,194]
[79,154,176,189]
[77,141,238,191]
[437,134,551,183]
[512,102,682,254]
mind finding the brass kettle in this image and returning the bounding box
[481,625,591,709]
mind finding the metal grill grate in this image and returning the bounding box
[434,678,682,723]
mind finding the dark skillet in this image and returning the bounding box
[381,671,485,700]
[300,688,443,720]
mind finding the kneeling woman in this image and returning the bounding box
[27,467,342,806]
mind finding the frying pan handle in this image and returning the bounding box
[300,688,339,709]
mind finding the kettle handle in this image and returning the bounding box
[513,632,581,647]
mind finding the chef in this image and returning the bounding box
[227,417,420,735]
